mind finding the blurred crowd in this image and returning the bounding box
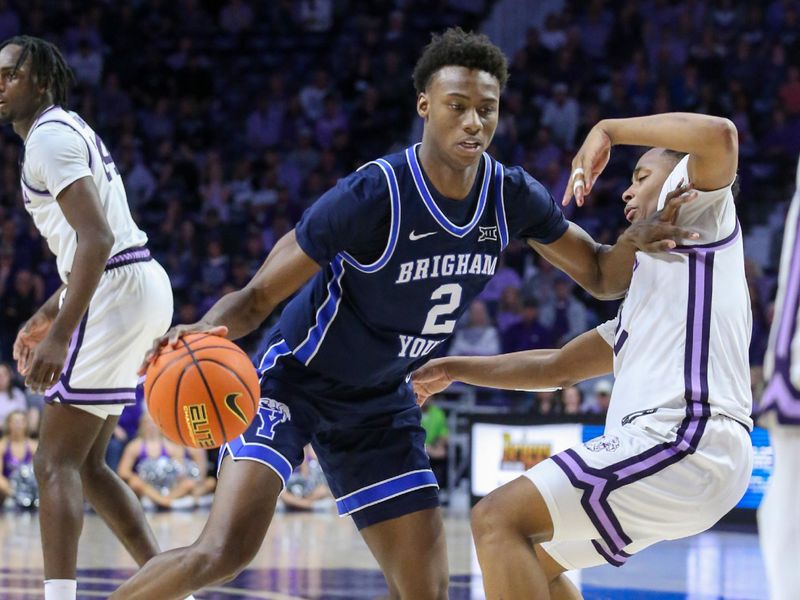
[1,0,799,503]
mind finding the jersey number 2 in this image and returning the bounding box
[421,283,462,335]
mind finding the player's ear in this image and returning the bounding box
[417,93,429,119]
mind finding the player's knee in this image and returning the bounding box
[191,535,260,583]
[471,493,513,546]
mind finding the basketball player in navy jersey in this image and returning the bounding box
[115,29,694,599]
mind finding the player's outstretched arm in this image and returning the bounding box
[412,329,612,405]
[140,230,320,372]
[562,113,737,207]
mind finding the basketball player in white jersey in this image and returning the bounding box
[758,155,800,600]
[0,36,178,600]
[413,112,753,599]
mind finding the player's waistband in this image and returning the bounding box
[104,246,152,271]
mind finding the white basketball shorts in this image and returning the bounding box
[525,408,752,570]
[44,248,173,419]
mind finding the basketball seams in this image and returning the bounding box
[194,357,259,415]
[172,362,193,446]
[180,337,229,444]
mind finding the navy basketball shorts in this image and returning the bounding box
[218,333,439,529]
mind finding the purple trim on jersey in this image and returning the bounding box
[28,105,58,132]
[33,119,94,169]
[613,330,628,355]
[551,252,714,567]
[672,220,740,253]
[760,204,800,423]
[20,176,49,195]
[104,247,152,271]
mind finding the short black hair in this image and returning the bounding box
[0,35,74,107]
[661,149,688,164]
[412,27,509,94]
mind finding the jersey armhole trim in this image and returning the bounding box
[493,160,509,250]
[339,159,401,272]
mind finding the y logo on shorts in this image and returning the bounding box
[254,397,292,441]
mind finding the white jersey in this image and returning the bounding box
[597,156,753,429]
[760,155,800,424]
[20,105,147,283]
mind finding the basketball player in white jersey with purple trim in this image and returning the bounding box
[413,112,753,599]
[0,36,181,600]
[758,154,800,600]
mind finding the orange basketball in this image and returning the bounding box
[144,333,260,449]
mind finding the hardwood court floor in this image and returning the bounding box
[0,507,767,599]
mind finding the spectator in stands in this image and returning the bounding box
[421,396,449,490]
[502,299,554,353]
[540,276,588,346]
[495,285,523,334]
[448,300,501,357]
[280,445,330,512]
[117,413,199,510]
[0,410,37,508]
[0,363,26,432]
[586,379,613,415]
[540,82,579,150]
[562,386,584,415]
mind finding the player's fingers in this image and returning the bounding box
[571,165,586,207]
[18,346,31,376]
[562,166,577,206]
[208,326,229,338]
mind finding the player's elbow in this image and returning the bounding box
[708,117,738,153]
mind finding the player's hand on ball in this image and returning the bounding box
[138,321,229,375]
[13,311,54,376]
[622,179,700,252]
[411,359,453,406]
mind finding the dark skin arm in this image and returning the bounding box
[12,282,65,376]
[140,230,320,372]
[22,176,114,392]
[532,185,700,300]
[412,329,612,405]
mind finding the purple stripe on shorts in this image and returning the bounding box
[45,382,136,404]
[104,247,151,271]
[591,540,628,567]
[551,246,716,566]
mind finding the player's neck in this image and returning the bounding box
[14,101,54,140]
[417,142,480,201]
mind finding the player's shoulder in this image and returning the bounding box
[495,160,554,210]
[26,109,87,153]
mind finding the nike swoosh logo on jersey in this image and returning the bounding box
[224,393,249,425]
[409,230,437,241]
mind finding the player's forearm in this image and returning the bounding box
[38,283,67,321]
[49,234,113,342]
[594,235,638,299]
[200,287,271,341]
[439,350,568,391]
[598,113,736,157]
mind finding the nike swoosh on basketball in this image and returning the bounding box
[409,230,437,241]
[224,393,249,425]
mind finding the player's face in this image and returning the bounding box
[0,45,41,125]
[621,148,674,223]
[417,66,500,169]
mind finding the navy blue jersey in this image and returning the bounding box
[262,144,567,387]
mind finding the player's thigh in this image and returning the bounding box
[36,402,108,467]
[472,475,555,544]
